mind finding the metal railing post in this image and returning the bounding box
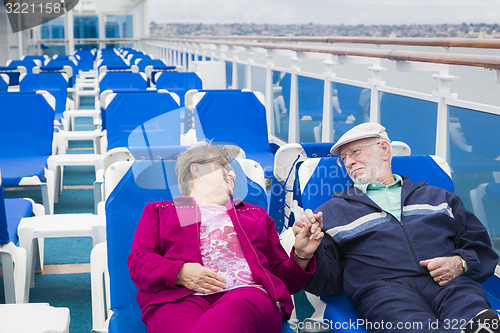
[322,54,336,142]
[289,52,300,143]
[265,50,276,136]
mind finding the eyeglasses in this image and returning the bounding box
[337,142,381,167]
[203,155,233,172]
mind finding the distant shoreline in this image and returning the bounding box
[150,22,500,38]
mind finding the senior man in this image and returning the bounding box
[295,122,500,333]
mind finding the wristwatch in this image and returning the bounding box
[458,256,468,273]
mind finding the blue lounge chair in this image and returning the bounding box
[0,91,56,214]
[192,90,276,178]
[19,72,70,123]
[102,90,182,151]
[0,73,8,91]
[98,71,148,93]
[297,155,482,332]
[154,71,202,106]
[95,157,292,332]
[0,169,29,303]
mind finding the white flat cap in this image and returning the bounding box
[330,122,390,156]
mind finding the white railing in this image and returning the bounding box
[142,35,500,160]
[142,36,500,254]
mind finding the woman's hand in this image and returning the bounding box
[293,209,324,268]
[175,262,226,293]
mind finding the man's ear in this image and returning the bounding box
[381,141,392,160]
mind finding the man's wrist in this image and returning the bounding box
[455,255,468,273]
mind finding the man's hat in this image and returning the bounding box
[330,122,390,156]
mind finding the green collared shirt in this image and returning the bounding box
[354,174,403,221]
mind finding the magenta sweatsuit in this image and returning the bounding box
[127,197,316,332]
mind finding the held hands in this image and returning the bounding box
[420,256,465,287]
[292,209,324,264]
[175,262,226,294]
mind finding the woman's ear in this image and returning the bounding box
[190,163,200,179]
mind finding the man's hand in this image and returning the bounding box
[293,209,323,238]
[420,256,465,286]
[292,209,324,269]
[175,262,226,293]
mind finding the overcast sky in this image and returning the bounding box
[149,0,499,25]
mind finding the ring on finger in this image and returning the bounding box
[438,275,443,281]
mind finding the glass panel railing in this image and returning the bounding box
[41,16,64,39]
[74,16,98,39]
[273,70,289,142]
[250,67,266,94]
[225,61,233,87]
[236,63,246,89]
[297,76,323,143]
[380,93,437,156]
[332,83,370,142]
[105,15,133,39]
[448,106,500,254]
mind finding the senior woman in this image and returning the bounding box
[128,143,323,333]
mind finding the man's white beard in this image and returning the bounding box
[350,154,384,185]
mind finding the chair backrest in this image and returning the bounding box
[104,158,267,332]
[0,67,23,86]
[43,59,77,87]
[7,59,37,73]
[192,90,275,176]
[0,170,10,246]
[0,91,55,158]
[139,59,170,74]
[19,72,68,120]
[74,49,95,72]
[154,72,202,105]
[96,57,129,71]
[23,55,48,65]
[299,154,455,212]
[298,154,454,333]
[98,71,147,92]
[270,142,411,232]
[130,54,151,66]
[104,90,181,151]
[0,91,55,187]
[0,74,9,91]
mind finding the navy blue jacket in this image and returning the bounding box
[305,176,499,303]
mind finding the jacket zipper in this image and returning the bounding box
[231,204,281,311]
[397,183,427,273]
[396,219,426,273]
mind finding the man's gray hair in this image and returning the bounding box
[175,141,233,196]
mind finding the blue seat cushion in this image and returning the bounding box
[0,156,49,186]
[4,198,32,244]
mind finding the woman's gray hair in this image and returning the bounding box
[175,141,233,196]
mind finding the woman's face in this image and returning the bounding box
[193,155,236,198]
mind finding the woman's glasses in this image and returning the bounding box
[203,155,233,172]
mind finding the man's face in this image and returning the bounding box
[340,138,384,185]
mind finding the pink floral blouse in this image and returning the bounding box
[195,205,264,295]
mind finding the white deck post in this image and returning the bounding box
[289,52,300,143]
[245,47,254,90]
[433,66,457,161]
[231,47,238,89]
[368,58,385,124]
[322,54,336,142]
[265,50,275,136]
